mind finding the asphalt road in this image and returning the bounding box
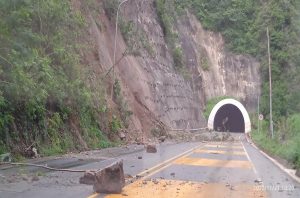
[1,135,300,198]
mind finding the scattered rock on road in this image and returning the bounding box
[254,179,262,184]
[79,160,125,193]
[158,136,166,142]
[124,174,133,179]
[146,144,157,153]
[138,156,142,159]
[80,171,95,185]
[152,179,159,184]
[136,175,142,179]
[31,176,39,182]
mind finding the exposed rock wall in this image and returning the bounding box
[81,0,261,137]
[176,12,261,111]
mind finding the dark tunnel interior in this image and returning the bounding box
[213,104,245,133]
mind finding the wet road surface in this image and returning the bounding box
[1,137,300,198]
[103,141,266,198]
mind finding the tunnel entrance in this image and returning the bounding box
[207,98,251,133]
[213,104,245,132]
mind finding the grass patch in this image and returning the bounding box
[201,56,210,71]
[252,114,300,169]
[119,19,154,57]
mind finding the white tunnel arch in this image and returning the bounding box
[207,98,251,133]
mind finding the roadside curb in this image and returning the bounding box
[246,137,300,184]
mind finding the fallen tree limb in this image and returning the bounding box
[0,162,94,173]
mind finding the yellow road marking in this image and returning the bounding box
[87,144,204,198]
[88,141,255,198]
[195,149,246,156]
[87,193,99,198]
[174,157,252,169]
[137,144,203,178]
[204,144,244,149]
[105,179,267,198]
[143,146,202,180]
[206,142,242,146]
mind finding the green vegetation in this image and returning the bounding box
[103,0,118,21]
[203,96,231,119]
[119,19,154,56]
[252,114,300,169]
[151,127,165,137]
[176,0,300,168]
[0,0,116,156]
[200,56,210,71]
[103,0,154,57]
[176,0,300,122]
[112,79,132,134]
[155,0,186,74]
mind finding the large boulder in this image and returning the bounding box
[79,171,95,185]
[79,160,125,193]
[146,144,157,153]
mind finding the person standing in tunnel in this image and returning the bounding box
[222,117,228,131]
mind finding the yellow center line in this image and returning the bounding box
[87,193,99,198]
[87,141,256,198]
[206,142,243,145]
[194,149,246,156]
[204,144,244,149]
[87,143,205,198]
[137,144,204,178]
[174,157,252,169]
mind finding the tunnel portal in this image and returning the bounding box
[207,98,251,133]
[213,104,245,133]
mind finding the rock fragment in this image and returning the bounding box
[31,176,39,182]
[158,136,166,142]
[80,171,95,185]
[79,160,125,193]
[119,131,126,141]
[146,144,157,153]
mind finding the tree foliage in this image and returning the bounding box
[0,0,110,155]
[176,0,300,124]
[177,0,300,167]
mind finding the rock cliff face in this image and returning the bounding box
[176,13,261,110]
[80,0,261,137]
